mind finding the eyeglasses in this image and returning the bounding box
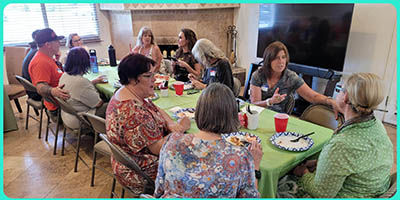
[72,38,82,43]
[335,85,345,93]
[141,73,155,79]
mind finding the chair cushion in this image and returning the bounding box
[27,98,43,109]
[5,84,26,99]
[94,140,111,156]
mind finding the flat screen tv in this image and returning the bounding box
[257,4,354,72]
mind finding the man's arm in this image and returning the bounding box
[36,82,70,100]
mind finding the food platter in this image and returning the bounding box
[270,132,314,152]
[173,108,195,120]
[222,131,261,147]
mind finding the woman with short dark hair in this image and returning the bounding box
[106,53,190,196]
[59,47,107,129]
[154,83,263,198]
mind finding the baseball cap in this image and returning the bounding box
[35,28,64,45]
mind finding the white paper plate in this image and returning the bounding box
[270,132,314,152]
[222,131,261,147]
[173,108,195,120]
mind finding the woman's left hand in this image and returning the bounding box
[293,163,310,177]
[270,88,287,104]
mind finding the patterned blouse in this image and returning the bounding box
[106,96,169,196]
[154,132,260,198]
[299,118,393,198]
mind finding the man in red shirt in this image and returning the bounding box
[29,28,70,121]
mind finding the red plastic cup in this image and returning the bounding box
[274,113,289,132]
[173,81,184,96]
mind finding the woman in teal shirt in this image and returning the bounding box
[293,73,393,198]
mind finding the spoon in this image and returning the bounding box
[290,132,315,142]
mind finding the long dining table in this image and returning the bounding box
[86,66,334,198]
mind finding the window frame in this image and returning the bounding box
[3,3,101,47]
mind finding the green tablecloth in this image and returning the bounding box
[86,66,333,198]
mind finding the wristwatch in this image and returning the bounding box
[255,170,262,179]
[265,98,272,107]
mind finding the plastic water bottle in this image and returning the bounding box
[89,49,98,73]
[108,45,117,67]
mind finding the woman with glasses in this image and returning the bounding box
[106,54,190,196]
[291,73,393,198]
[249,41,339,114]
[66,33,89,51]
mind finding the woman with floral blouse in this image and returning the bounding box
[292,73,393,198]
[154,83,263,198]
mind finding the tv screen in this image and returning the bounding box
[257,4,354,72]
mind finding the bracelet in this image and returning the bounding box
[255,170,262,179]
[265,98,272,107]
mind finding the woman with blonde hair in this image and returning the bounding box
[189,39,234,91]
[131,26,163,72]
[292,73,393,198]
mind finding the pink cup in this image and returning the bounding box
[274,113,289,132]
[173,81,184,96]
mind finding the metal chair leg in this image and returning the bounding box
[90,151,98,187]
[25,104,30,129]
[121,188,125,198]
[53,111,61,155]
[61,127,67,156]
[45,113,50,141]
[33,108,39,116]
[111,177,116,198]
[74,127,82,172]
[14,99,23,113]
[38,107,44,139]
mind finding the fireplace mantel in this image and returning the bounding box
[100,3,240,11]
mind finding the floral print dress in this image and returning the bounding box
[154,132,260,198]
[106,96,168,196]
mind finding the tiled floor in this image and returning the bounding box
[3,95,397,198]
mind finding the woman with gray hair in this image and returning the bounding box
[291,73,393,198]
[189,39,234,91]
[154,83,263,198]
[131,26,163,72]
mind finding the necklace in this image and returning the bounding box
[125,85,144,104]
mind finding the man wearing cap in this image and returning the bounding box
[29,28,70,121]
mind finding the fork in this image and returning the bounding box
[290,132,315,142]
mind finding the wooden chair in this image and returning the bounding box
[99,133,155,198]
[5,47,29,113]
[81,113,114,190]
[15,75,45,139]
[54,97,92,172]
[300,104,344,130]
